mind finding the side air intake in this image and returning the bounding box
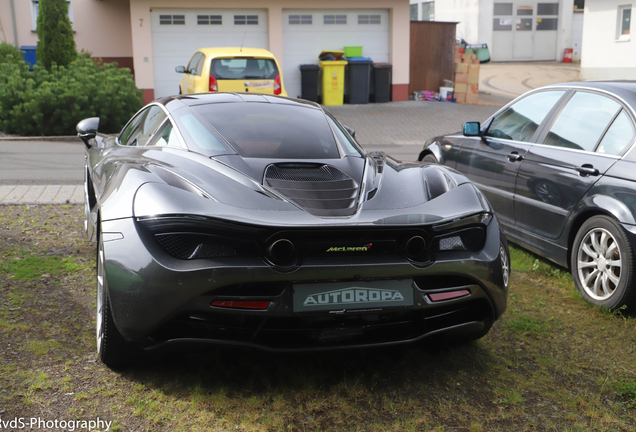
[264,164,359,217]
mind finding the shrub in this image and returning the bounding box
[36,0,76,70]
[0,53,143,136]
[0,42,24,65]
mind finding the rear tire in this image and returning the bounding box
[571,215,636,311]
[96,230,136,368]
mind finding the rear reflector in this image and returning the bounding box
[211,300,270,310]
[427,290,470,302]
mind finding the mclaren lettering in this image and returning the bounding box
[303,288,405,307]
[326,243,372,253]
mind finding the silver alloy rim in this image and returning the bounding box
[96,238,104,354]
[577,227,622,301]
[500,246,509,287]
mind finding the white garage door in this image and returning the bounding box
[282,9,390,100]
[150,9,268,98]
[571,12,583,61]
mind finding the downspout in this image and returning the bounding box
[10,0,18,47]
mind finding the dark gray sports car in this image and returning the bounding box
[78,93,509,368]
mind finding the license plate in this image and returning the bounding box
[293,280,414,313]
[244,81,274,88]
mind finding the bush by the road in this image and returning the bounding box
[0,47,143,136]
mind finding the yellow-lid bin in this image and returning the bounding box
[319,60,348,106]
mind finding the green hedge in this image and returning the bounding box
[0,49,143,136]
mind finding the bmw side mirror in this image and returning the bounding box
[462,122,481,137]
[175,66,186,73]
[77,117,100,148]
[344,125,356,138]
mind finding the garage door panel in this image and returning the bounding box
[151,9,268,98]
[283,9,389,100]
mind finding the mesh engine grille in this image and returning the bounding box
[265,164,359,217]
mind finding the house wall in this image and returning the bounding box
[129,0,410,102]
[435,0,480,43]
[1,0,132,58]
[581,0,636,80]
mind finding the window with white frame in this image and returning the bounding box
[358,14,381,24]
[421,2,435,21]
[198,15,222,25]
[160,15,185,25]
[618,5,632,40]
[234,15,259,25]
[289,14,312,25]
[31,0,74,30]
[324,14,347,24]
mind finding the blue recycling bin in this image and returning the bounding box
[20,45,37,70]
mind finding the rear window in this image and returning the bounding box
[211,58,279,80]
[192,103,342,159]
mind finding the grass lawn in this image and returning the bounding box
[1,205,635,431]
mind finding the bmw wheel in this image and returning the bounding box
[96,228,135,368]
[571,215,636,311]
[500,243,510,289]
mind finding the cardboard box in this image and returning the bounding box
[468,74,480,84]
[468,64,480,75]
[454,83,467,93]
[468,83,479,95]
[473,59,480,64]
[454,73,468,84]
[455,63,468,74]
[455,53,462,63]
[455,93,467,104]
[466,91,479,104]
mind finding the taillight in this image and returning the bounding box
[209,74,218,92]
[274,74,281,95]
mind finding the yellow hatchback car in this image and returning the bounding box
[176,47,287,97]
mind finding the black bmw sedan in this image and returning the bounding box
[419,81,636,311]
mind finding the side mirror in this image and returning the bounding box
[175,66,186,73]
[344,125,356,139]
[77,117,100,148]
[462,121,481,137]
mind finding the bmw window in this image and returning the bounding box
[485,90,565,142]
[597,110,636,156]
[543,92,622,152]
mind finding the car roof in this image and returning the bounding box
[543,81,636,111]
[157,92,322,111]
[196,47,277,58]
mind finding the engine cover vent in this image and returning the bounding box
[265,164,359,217]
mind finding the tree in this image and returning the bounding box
[35,0,76,70]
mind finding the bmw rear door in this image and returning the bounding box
[514,90,630,240]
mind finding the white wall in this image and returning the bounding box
[436,0,481,42]
[581,0,636,79]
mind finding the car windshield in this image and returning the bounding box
[192,103,342,159]
[211,58,279,80]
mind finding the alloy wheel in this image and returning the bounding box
[500,245,510,287]
[576,227,622,301]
